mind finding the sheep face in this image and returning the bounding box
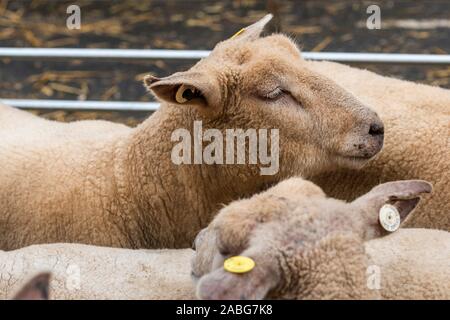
[145,15,384,179]
[193,178,431,300]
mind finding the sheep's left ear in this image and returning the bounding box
[144,71,221,113]
[13,273,51,300]
[197,267,276,300]
[196,247,280,300]
[351,180,432,240]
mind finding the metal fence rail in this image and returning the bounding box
[1,48,450,64]
[1,48,449,111]
[0,99,159,111]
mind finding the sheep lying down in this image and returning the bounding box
[2,178,449,300]
[0,245,195,300]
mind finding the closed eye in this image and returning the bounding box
[258,87,302,107]
[263,87,285,100]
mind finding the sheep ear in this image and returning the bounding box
[144,71,221,111]
[351,180,432,240]
[13,273,51,300]
[197,268,275,300]
[196,250,280,300]
[229,14,273,41]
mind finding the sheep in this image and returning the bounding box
[307,60,450,230]
[194,177,450,300]
[0,14,385,250]
[1,178,447,300]
[1,244,195,300]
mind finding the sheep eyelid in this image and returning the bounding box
[263,87,285,100]
[261,89,302,107]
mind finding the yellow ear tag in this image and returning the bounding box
[175,84,189,104]
[224,256,255,274]
[230,28,246,39]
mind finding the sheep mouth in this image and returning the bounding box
[342,147,383,161]
[345,155,375,160]
[338,154,376,165]
[337,147,382,161]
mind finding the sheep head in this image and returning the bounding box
[192,178,432,300]
[144,15,384,180]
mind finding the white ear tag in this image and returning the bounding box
[379,204,401,232]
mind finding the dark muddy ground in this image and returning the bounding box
[0,0,449,125]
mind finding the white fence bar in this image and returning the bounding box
[0,48,449,64]
[304,52,450,64]
[2,48,449,111]
[0,48,210,60]
[0,99,159,111]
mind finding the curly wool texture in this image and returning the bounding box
[0,178,448,300]
[0,227,447,299]
[193,178,449,300]
[309,61,450,230]
[289,228,450,300]
[365,228,450,299]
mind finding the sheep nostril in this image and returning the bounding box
[369,123,384,137]
[218,248,230,256]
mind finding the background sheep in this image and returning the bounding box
[0,15,384,250]
[308,61,450,230]
[194,178,450,300]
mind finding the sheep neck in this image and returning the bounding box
[116,106,279,248]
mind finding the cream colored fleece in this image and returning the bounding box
[1,228,448,300]
[366,228,450,299]
[0,244,194,300]
[309,61,450,230]
[193,178,448,300]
